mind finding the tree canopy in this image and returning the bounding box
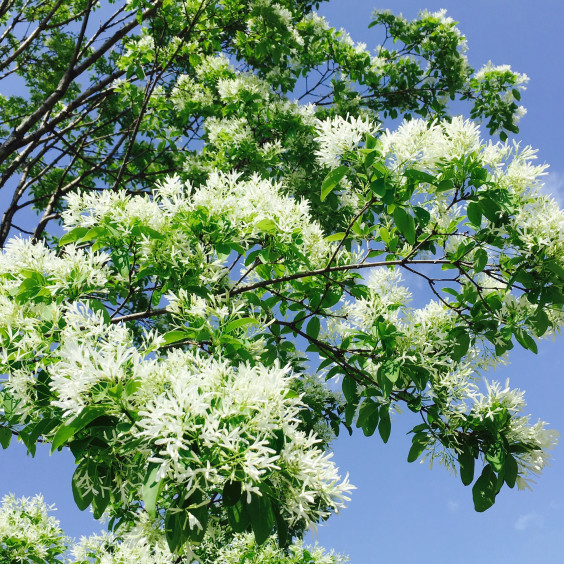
[0,1,561,562]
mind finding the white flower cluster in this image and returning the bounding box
[48,303,151,417]
[212,533,348,564]
[63,189,165,232]
[135,351,353,528]
[514,196,564,260]
[248,0,293,30]
[473,61,528,120]
[0,239,113,420]
[62,171,337,271]
[188,171,335,267]
[205,116,255,148]
[339,268,411,331]
[0,236,110,295]
[0,495,347,564]
[71,529,177,564]
[0,494,67,562]
[314,114,378,169]
[171,74,214,110]
[469,379,559,488]
[330,262,559,480]
[217,73,272,103]
[381,116,481,171]
[474,61,529,89]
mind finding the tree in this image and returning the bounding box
[0,0,561,561]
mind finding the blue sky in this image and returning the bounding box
[3,1,564,562]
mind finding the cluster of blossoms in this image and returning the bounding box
[48,303,156,417]
[314,114,379,169]
[469,380,559,489]
[62,171,340,272]
[0,495,348,564]
[135,352,353,527]
[330,266,559,479]
[0,494,68,562]
[0,238,114,419]
[209,532,348,564]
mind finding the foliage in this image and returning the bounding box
[0,0,561,561]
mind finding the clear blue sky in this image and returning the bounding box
[3,1,564,562]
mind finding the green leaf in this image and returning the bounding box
[403,169,436,184]
[479,198,501,223]
[255,219,277,233]
[185,493,209,543]
[224,317,259,334]
[25,418,58,454]
[273,506,289,548]
[165,507,184,553]
[77,226,106,244]
[58,227,89,247]
[15,274,51,304]
[320,290,342,309]
[466,202,482,226]
[393,207,416,245]
[365,134,378,150]
[364,150,378,168]
[378,407,391,443]
[162,330,189,345]
[514,328,538,353]
[248,494,275,545]
[450,328,470,361]
[531,307,550,337]
[473,248,488,273]
[379,359,400,384]
[379,226,390,243]
[545,260,564,281]
[0,426,11,449]
[472,465,497,512]
[512,88,521,101]
[320,166,347,202]
[436,179,454,192]
[72,463,93,511]
[413,206,431,226]
[222,480,242,507]
[143,462,162,519]
[344,400,358,428]
[376,365,393,398]
[407,433,428,463]
[91,472,111,519]
[504,455,518,488]
[50,407,106,452]
[356,399,379,437]
[342,376,358,404]
[125,378,142,397]
[324,232,347,242]
[458,446,475,486]
[369,177,389,197]
[227,501,250,533]
[306,317,321,340]
[112,249,130,278]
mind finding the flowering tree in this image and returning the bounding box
[0,0,562,561]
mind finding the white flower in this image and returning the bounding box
[0,494,67,561]
[381,116,481,171]
[135,352,352,528]
[474,61,529,89]
[314,114,378,169]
